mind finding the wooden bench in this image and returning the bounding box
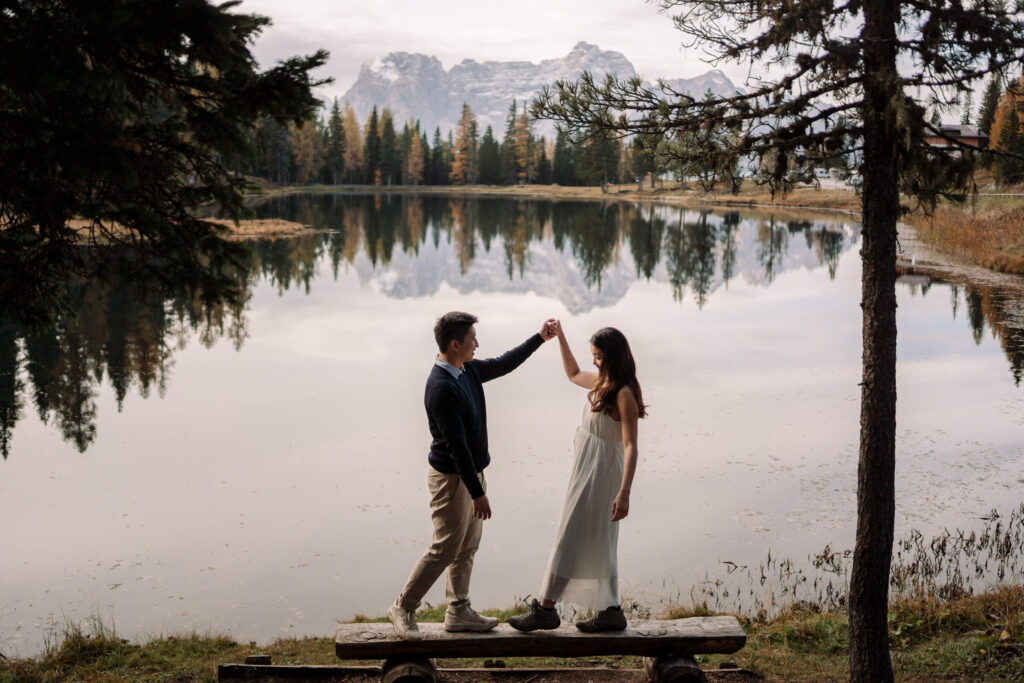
[335,616,746,683]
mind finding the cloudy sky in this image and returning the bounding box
[238,0,748,101]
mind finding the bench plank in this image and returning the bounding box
[335,617,745,659]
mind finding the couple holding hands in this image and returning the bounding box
[387,312,646,639]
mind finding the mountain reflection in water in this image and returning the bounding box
[0,193,1020,458]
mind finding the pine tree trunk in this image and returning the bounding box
[849,1,898,681]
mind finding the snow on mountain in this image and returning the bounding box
[340,42,741,137]
[661,69,740,100]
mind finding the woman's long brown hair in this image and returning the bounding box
[588,327,647,418]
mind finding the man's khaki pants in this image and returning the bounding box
[398,468,486,611]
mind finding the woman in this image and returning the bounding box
[509,321,646,633]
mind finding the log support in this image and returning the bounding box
[644,655,707,683]
[381,657,437,683]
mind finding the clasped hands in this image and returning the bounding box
[540,318,561,340]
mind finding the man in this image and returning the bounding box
[387,312,555,640]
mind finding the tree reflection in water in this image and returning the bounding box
[959,284,1024,387]
[0,265,249,458]
[1,193,1019,458]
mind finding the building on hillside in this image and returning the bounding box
[923,124,988,154]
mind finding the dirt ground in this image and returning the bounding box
[437,667,761,682]
[234,665,761,682]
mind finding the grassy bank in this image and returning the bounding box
[3,588,1021,682]
[905,194,1024,276]
[66,217,309,239]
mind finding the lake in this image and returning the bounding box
[1,193,1022,655]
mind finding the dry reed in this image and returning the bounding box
[908,200,1024,275]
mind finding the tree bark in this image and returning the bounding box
[850,1,899,681]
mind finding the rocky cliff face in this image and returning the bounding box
[340,41,740,136]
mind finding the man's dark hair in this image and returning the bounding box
[435,312,478,353]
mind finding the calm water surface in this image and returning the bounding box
[1,194,1022,654]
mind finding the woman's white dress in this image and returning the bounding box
[539,401,624,610]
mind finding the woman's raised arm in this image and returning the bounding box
[552,321,598,389]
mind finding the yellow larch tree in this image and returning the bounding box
[289,119,319,184]
[514,111,534,183]
[450,103,478,185]
[343,103,362,183]
[407,132,425,185]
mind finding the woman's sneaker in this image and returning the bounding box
[508,598,560,632]
[575,605,627,632]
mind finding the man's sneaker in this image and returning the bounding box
[386,601,422,641]
[508,598,560,632]
[444,603,498,632]
[575,605,627,632]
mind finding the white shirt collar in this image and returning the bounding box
[434,355,463,379]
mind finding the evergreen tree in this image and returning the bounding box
[500,100,520,184]
[398,120,417,185]
[533,1,1024,679]
[364,106,381,184]
[960,90,974,126]
[630,137,654,190]
[445,131,456,184]
[535,139,552,184]
[421,132,433,184]
[978,73,1003,138]
[0,0,328,324]
[477,126,503,185]
[429,127,446,185]
[576,130,619,189]
[552,130,576,185]
[325,99,346,185]
[379,110,399,186]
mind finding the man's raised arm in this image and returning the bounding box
[473,319,556,383]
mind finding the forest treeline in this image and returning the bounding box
[235,98,665,189]
[235,71,1024,191]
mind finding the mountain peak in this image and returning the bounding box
[342,44,739,136]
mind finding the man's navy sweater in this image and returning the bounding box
[425,333,545,499]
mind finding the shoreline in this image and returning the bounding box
[67,217,311,239]
[247,182,865,217]
[3,585,1022,682]
[250,182,1024,276]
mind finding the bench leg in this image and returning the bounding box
[643,655,708,683]
[381,657,437,683]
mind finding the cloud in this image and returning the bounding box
[239,0,749,99]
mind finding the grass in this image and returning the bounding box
[6,507,1024,680]
[3,587,1022,682]
[65,216,309,241]
[729,586,1024,681]
[905,193,1024,275]
[204,217,309,236]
